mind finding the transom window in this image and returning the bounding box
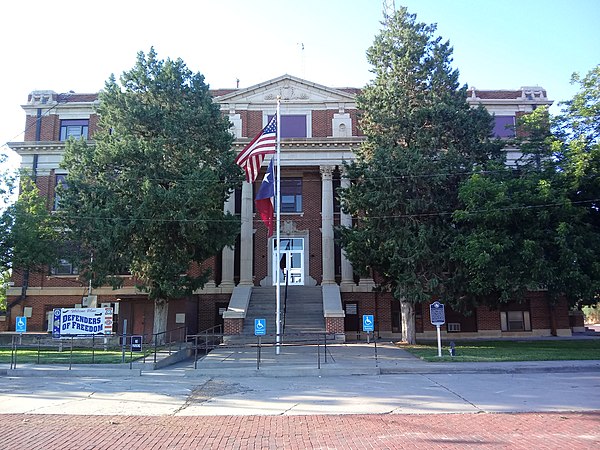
[60,119,89,141]
[280,178,302,213]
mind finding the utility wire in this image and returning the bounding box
[54,198,599,224]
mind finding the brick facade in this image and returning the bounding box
[7,76,571,340]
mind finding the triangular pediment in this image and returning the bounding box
[213,74,357,105]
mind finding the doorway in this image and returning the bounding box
[273,238,304,285]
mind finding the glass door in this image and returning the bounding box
[273,238,304,285]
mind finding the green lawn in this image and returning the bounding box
[402,339,600,362]
[0,347,150,364]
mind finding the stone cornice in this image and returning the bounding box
[7,141,71,154]
[467,98,553,107]
[232,137,364,149]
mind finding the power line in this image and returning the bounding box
[2,92,73,150]
[54,198,599,224]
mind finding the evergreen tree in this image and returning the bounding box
[338,8,498,343]
[60,49,241,339]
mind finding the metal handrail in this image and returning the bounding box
[187,324,224,369]
[5,325,189,370]
[187,330,339,370]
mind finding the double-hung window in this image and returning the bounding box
[54,174,67,210]
[280,178,302,213]
[50,259,79,276]
[493,116,516,138]
[267,115,307,138]
[500,310,531,331]
[60,119,89,141]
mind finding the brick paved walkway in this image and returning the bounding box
[1,412,598,449]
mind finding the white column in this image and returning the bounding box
[239,181,253,285]
[220,193,236,288]
[340,175,356,287]
[320,166,336,285]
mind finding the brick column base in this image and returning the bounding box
[224,318,243,335]
[326,317,344,334]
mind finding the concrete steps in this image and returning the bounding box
[242,286,325,337]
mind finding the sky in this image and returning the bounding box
[1,0,599,171]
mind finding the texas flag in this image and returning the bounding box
[255,157,275,237]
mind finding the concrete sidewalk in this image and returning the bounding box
[189,341,600,377]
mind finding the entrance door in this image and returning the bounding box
[273,238,304,285]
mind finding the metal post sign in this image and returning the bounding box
[131,336,143,352]
[362,314,374,332]
[16,316,27,333]
[254,318,266,336]
[430,301,445,358]
[430,301,446,326]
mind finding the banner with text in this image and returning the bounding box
[52,307,114,338]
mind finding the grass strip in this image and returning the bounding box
[401,339,600,362]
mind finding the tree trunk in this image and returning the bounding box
[153,298,169,345]
[400,299,416,344]
[7,269,30,329]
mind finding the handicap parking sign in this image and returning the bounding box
[362,314,374,332]
[16,316,27,333]
[254,318,266,336]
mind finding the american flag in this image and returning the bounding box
[235,116,277,183]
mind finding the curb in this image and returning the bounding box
[5,368,142,377]
[186,366,381,377]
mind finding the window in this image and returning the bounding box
[447,323,461,332]
[493,116,515,138]
[60,119,89,141]
[280,178,302,213]
[51,259,79,276]
[267,115,307,138]
[500,310,531,331]
[54,174,67,210]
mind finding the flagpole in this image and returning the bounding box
[275,96,281,355]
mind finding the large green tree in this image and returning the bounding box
[60,49,241,339]
[453,67,600,314]
[556,66,600,233]
[337,8,499,343]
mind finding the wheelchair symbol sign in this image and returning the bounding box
[254,318,266,336]
[362,314,374,332]
[16,316,27,333]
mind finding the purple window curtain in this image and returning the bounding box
[268,115,307,138]
[493,116,515,138]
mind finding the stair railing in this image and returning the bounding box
[282,268,289,335]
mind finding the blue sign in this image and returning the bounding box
[16,316,27,333]
[254,318,266,336]
[131,335,143,352]
[362,314,374,332]
[52,309,62,338]
[430,301,446,326]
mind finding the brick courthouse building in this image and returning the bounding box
[5,75,576,339]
